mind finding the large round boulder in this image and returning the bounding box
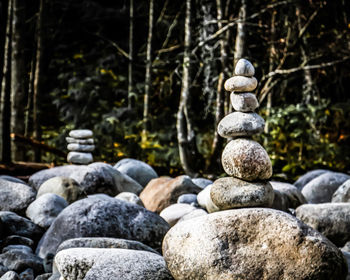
[36,195,169,258]
[163,208,347,280]
[293,169,329,190]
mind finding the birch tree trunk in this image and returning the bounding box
[128,0,134,109]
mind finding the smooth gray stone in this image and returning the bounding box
[0,271,19,280]
[294,169,329,190]
[69,129,93,139]
[160,203,197,227]
[191,178,213,189]
[177,194,198,207]
[230,92,259,112]
[67,143,95,152]
[224,76,257,92]
[66,137,94,144]
[332,179,350,202]
[234,58,255,76]
[218,112,265,138]
[115,192,144,207]
[67,152,93,164]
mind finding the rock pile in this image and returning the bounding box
[66,129,95,164]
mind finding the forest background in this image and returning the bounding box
[0,0,349,181]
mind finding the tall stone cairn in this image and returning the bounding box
[66,129,95,164]
[210,58,274,210]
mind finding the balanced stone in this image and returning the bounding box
[222,138,272,181]
[217,112,265,138]
[67,152,93,164]
[66,137,94,144]
[224,76,257,92]
[210,177,274,210]
[230,92,259,112]
[69,129,93,139]
[67,143,95,152]
[235,58,255,76]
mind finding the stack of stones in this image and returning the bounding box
[66,129,95,165]
[210,58,274,210]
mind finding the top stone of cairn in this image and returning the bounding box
[234,58,255,77]
[69,129,93,139]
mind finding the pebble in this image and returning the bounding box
[224,76,257,92]
[234,58,255,76]
[230,92,259,112]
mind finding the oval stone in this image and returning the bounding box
[222,139,272,181]
[224,76,257,92]
[217,112,265,138]
[69,129,93,139]
[235,58,255,76]
[230,92,259,112]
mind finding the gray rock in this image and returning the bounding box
[37,177,85,204]
[177,194,198,206]
[114,158,158,188]
[2,245,32,254]
[36,195,169,258]
[69,162,143,196]
[29,165,80,190]
[0,176,26,185]
[0,179,36,214]
[46,274,59,280]
[177,209,208,223]
[19,268,34,280]
[191,178,212,189]
[234,58,255,76]
[67,143,95,152]
[0,266,8,277]
[66,137,94,144]
[160,203,197,227]
[69,129,93,139]
[343,241,350,253]
[210,177,274,210]
[294,169,329,189]
[230,92,259,112]
[67,152,93,164]
[0,212,44,242]
[34,274,51,280]
[163,208,348,280]
[0,250,43,274]
[222,139,272,181]
[115,192,144,206]
[55,248,173,280]
[26,194,68,229]
[218,112,265,138]
[224,76,257,92]
[0,272,19,280]
[56,237,158,255]
[301,172,350,203]
[296,203,350,247]
[2,236,34,249]
[333,179,350,202]
[197,185,219,213]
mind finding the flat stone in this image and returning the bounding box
[230,92,259,112]
[67,144,95,152]
[210,177,274,210]
[332,179,350,202]
[115,192,144,207]
[160,203,197,227]
[66,137,94,144]
[234,58,255,76]
[224,76,257,92]
[197,184,219,213]
[218,112,265,138]
[69,129,93,139]
[67,152,93,164]
[222,139,272,181]
[163,208,348,280]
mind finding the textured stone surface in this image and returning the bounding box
[114,158,158,187]
[67,144,95,152]
[0,175,26,185]
[230,92,259,112]
[197,185,219,213]
[37,177,85,204]
[301,172,350,203]
[26,194,68,228]
[69,129,93,139]
[0,179,36,214]
[36,195,169,258]
[332,180,350,202]
[163,208,348,280]
[2,245,33,254]
[210,177,274,210]
[0,250,43,274]
[140,175,201,213]
[191,178,213,189]
[224,76,257,92]
[296,203,350,247]
[218,112,265,138]
[66,137,94,144]
[293,169,329,189]
[56,237,158,255]
[67,152,93,164]
[234,58,255,76]
[55,248,173,280]
[160,203,197,227]
[115,192,144,206]
[222,139,272,181]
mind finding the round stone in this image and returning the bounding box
[217,112,265,138]
[210,177,274,210]
[224,76,257,92]
[222,139,272,181]
[67,143,95,152]
[235,58,255,76]
[230,92,259,112]
[69,129,93,139]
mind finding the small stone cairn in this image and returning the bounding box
[210,58,274,210]
[66,129,95,164]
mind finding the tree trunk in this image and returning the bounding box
[142,0,154,142]
[127,0,134,109]
[10,0,27,162]
[0,0,13,163]
[0,0,9,98]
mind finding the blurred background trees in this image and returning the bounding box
[0,0,349,180]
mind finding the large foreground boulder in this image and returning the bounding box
[55,248,173,280]
[36,195,169,258]
[163,208,347,280]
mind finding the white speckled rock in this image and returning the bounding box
[55,248,173,280]
[160,203,197,227]
[222,139,272,181]
[67,144,95,152]
[197,185,219,213]
[69,130,93,139]
[210,177,274,210]
[67,152,93,164]
[217,112,265,138]
[224,76,257,92]
[115,192,144,207]
[235,58,255,76]
[230,92,259,112]
[66,137,94,144]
